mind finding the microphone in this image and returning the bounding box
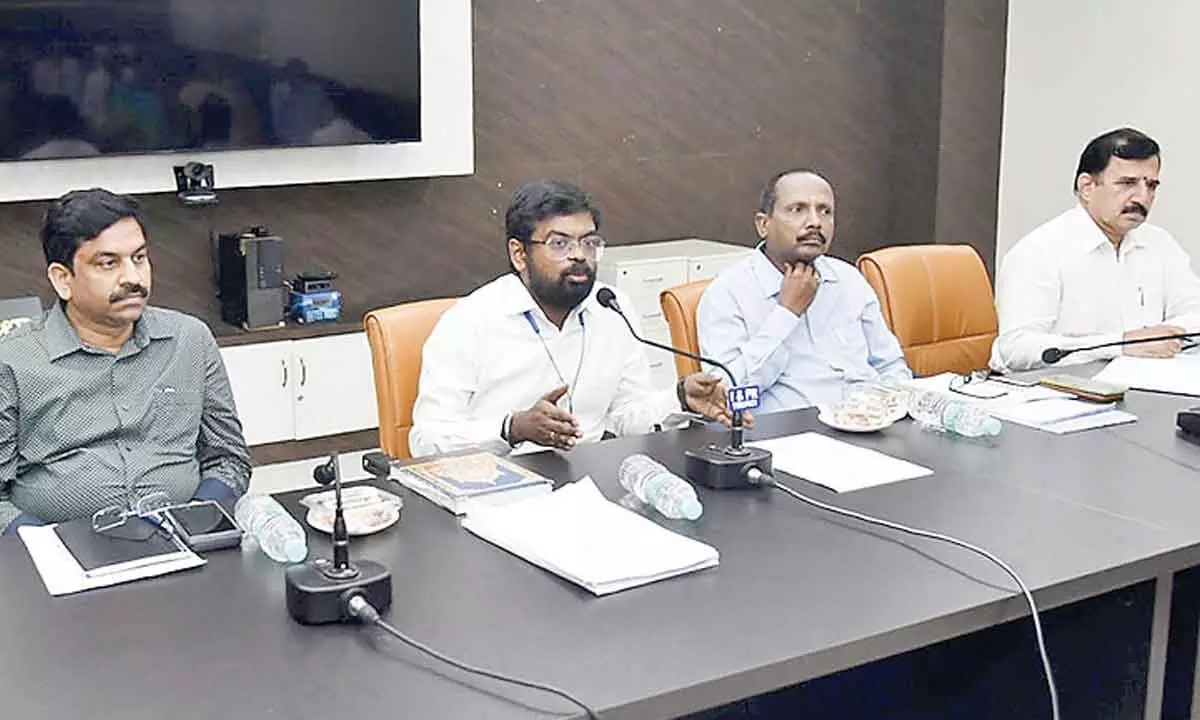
[285,452,393,625]
[596,286,772,490]
[1041,331,1200,364]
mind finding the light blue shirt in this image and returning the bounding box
[697,248,911,412]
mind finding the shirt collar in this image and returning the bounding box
[497,273,596,328]
[42,303,174,361]
[1069,204,1149,253]
[748,244,838,298]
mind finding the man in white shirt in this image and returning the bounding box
[409,180,736,457]
[991,128,1200,371]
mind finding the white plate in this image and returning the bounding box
[305,505,401,536]
[817,406,900,433]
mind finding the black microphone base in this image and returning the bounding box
[1178,408,1200,445]
[685,444,773,489]
[285,559,392,625]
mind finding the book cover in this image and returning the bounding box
[398,452,552,500]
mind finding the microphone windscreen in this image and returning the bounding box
[596,287,618,310]
[1041,347,1066,364]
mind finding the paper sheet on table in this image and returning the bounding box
[748,432,932,492]
[1093,356,1200,397]
[18,524,206,597]
[989,398,1138,434]
[904,373,1069,407]
[462,477,718,596]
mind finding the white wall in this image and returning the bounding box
[998,0,1200,266]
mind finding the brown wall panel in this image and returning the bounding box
[0,0,1008,338]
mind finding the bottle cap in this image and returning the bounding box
[282,536,308,564]
[679,496,703,521]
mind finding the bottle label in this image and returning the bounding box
[727,385,761,412]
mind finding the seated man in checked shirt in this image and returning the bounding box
[0,188,251,534]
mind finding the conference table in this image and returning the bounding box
[2,381,1200,719]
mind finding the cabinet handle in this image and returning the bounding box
[281,359,288,387]
[642,275,665,283]
[299,358,307,387]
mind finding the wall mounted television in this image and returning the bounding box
[0,0,473,201]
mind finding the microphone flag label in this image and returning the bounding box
[727,385,761,412]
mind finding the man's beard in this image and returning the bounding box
[528,262,596,311]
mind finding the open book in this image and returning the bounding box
[462,477,719,596]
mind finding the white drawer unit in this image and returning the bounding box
[598,238,750,388]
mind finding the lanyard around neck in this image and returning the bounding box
[523,310,586,414]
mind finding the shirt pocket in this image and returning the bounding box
[149,386,204,449]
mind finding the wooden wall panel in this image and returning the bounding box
[0,0,1009,338]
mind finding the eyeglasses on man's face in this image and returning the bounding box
[527,232,606,259]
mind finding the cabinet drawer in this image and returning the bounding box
[689,251,748,282]
[614,259,689,298]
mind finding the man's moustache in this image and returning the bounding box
[561,264,594,279]
[109,286,148,302]
[1124,203,1148,216]
[798,231,826,244]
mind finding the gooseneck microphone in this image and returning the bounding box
[285,452,393,625]
[596,286,772,489]
[1041,331,1200,364]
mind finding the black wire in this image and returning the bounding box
[767,479,1060,720]
[354,600,600,719]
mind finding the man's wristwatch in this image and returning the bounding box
[676,378,690,412]
[500,412,518,447]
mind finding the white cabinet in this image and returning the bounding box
[220,332,379,446]
[291,333,379,440]
[598,238,749,388]
[222,341,295,446]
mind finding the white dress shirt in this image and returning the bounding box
[697,249,911,413]
[991,206,1200,371]
[409,274,680,458]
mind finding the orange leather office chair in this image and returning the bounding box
[856,245,997,377]
[363,298,457,460]
[659,279,712,379]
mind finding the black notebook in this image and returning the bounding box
[53,517,192,578]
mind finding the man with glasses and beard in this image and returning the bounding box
[991,128,1200,371]
[409,180,737,456]
[696,168,911,413]
[0,188,250,534]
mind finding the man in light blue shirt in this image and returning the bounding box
[697,168,911,412]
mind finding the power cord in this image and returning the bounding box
[753,471,1060,720]
[346,595,600,720]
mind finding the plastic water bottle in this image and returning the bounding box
[618,454,703,520]
[908,390,1002,438]
[234,494,308,563]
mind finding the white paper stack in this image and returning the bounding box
[905,373,1135,433]
[1093,356,1200,397]
[904,373,1069,408]
[748,432,933,492]
[461,477,718,595]
[989,397,1137,434]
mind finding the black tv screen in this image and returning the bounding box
[0,0,421,161]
